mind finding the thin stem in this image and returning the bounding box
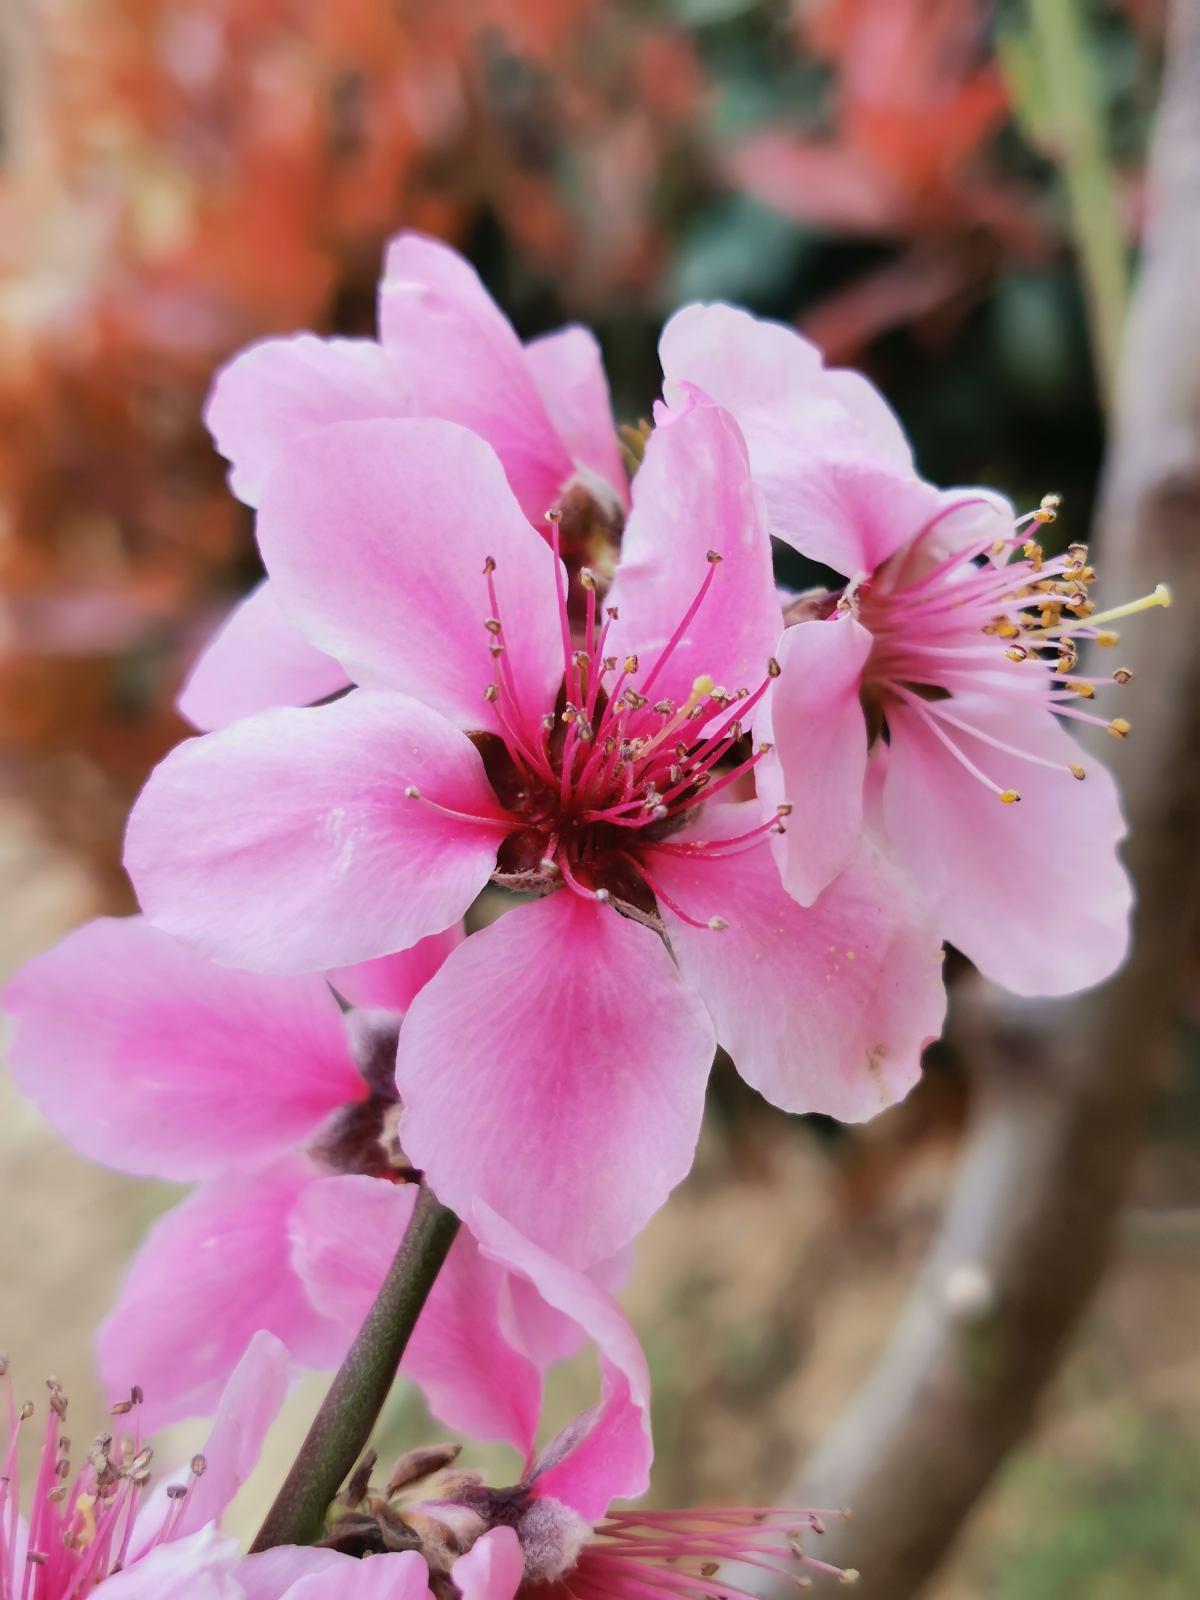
[250,1182,460,1552]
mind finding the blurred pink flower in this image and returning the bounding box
[660,303,1151,997]
[244,1205,852,1598]
[3,915,584,1433]
[182,232,628,732]
[125,392,946,1267]
[0,1331,287,1600]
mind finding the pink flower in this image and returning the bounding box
[125,393,946,1267]
[239,1205,855,1599]
[659,302,1158,996]
[182,233,628,732]
[0,1331,288,1600]
[4,915,587,1436]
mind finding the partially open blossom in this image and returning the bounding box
[182,232,628,732]
[0,1331,287,1600]
[4,916,590,1434]
[659,302,1160,996]
[240,1204,855,1599]
[125,393,946,1267]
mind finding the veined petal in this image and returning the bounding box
[395,893,716,1268]
[326,926,464,1014]
[883,694,1132,995]
[99,1158,342,1429]
[4,916,359,1179]
[178,581,348,733]
[125,692,504,974]
[605,397,781,709]
[379,232,572,525]
[256,419,565,736]
[524,326,627,503]
[650,803,946,1122]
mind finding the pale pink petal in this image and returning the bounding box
[256,419,565,736]
[4,916,359,1179]
[472,1204,652,1519]
[178,582,348,733]
[524,326,627,502]
[659,303,937,573]
[755,615,872,906]
[327,926,463,1013]
[503,1244,633,1373]
[605,397,781,709]
[452,1528,524,1600]
[99,1158,342,1429]
[288,1176,542,1456]
[882,694,1132,995]
[125,692,504,974]
[205,335,407,507]
[173,1331,291,1538]
[379,232,571,525]
[396,893,716,1267]
[237,1548,350,1600]
[649,803,946,1121]
[101,1527,244,1599]
[274,1550,431,1600]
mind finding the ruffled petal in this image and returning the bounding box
[4,916,359,1178]
[395,893,716,1267]
[882,694,1132,995]
[98,1158,342,1429]
[649,803,946,1121]
[288,1176,542,1457]
[102,1528,244,1599]
[205,335,407,508]
[178,582,348,733]
[755,614,871,906]
[125,692,504,974]
[605,397,780,711]
[379,232,572,525]
[472,1204,652,1519]
[524,326,627,502]
[256,419,565,736]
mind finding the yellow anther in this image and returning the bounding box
[1065,680,1095,699]
[1005,646,1029,663]
[1000,789,1021,804]
[1068,763,1086,780]
[623,654,639,674]
[688,673,715,706]
[1108,718,1131,738]
[1094,630,1119,647]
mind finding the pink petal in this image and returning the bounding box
[4,916,359,1179]
[178,582,348,733]
[605,397,781,710]
[451,1528,524,1600]
[274,1550,431,1600]
[288,1176,542,1456]
[882,694,1132,995]
[173,1330,291,1538]
[205,334,407,508]
[326,925,464,1013]
[237,1549,351,1600]
[472,1203,652,1519]
[649,803,946,1121]
[524,326,627,503]
[125,692,504,974]
[98,1158,342,1429]
[755,615,872,906]
[102,1528,244,1599]
[504,1243,633,1373]
[396,893,716,1267]
[256,419,565,736]
[379,232,572,525]
[659,303,937,573]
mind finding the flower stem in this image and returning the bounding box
[250,1181,460,1552]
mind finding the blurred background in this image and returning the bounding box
[2,1,1198,1595]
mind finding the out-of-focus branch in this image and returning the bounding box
[780,4,1200,1592]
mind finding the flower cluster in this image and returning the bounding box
[4,232,1151,1593]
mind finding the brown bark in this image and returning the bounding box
[782,3,1200,1591]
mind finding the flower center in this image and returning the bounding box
[849,493,1169,803]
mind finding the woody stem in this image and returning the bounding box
[251,1181,460,1552]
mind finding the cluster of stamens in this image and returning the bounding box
[407,511,790,932]
[851,492,1170,805]
[0,1359,208,1598]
